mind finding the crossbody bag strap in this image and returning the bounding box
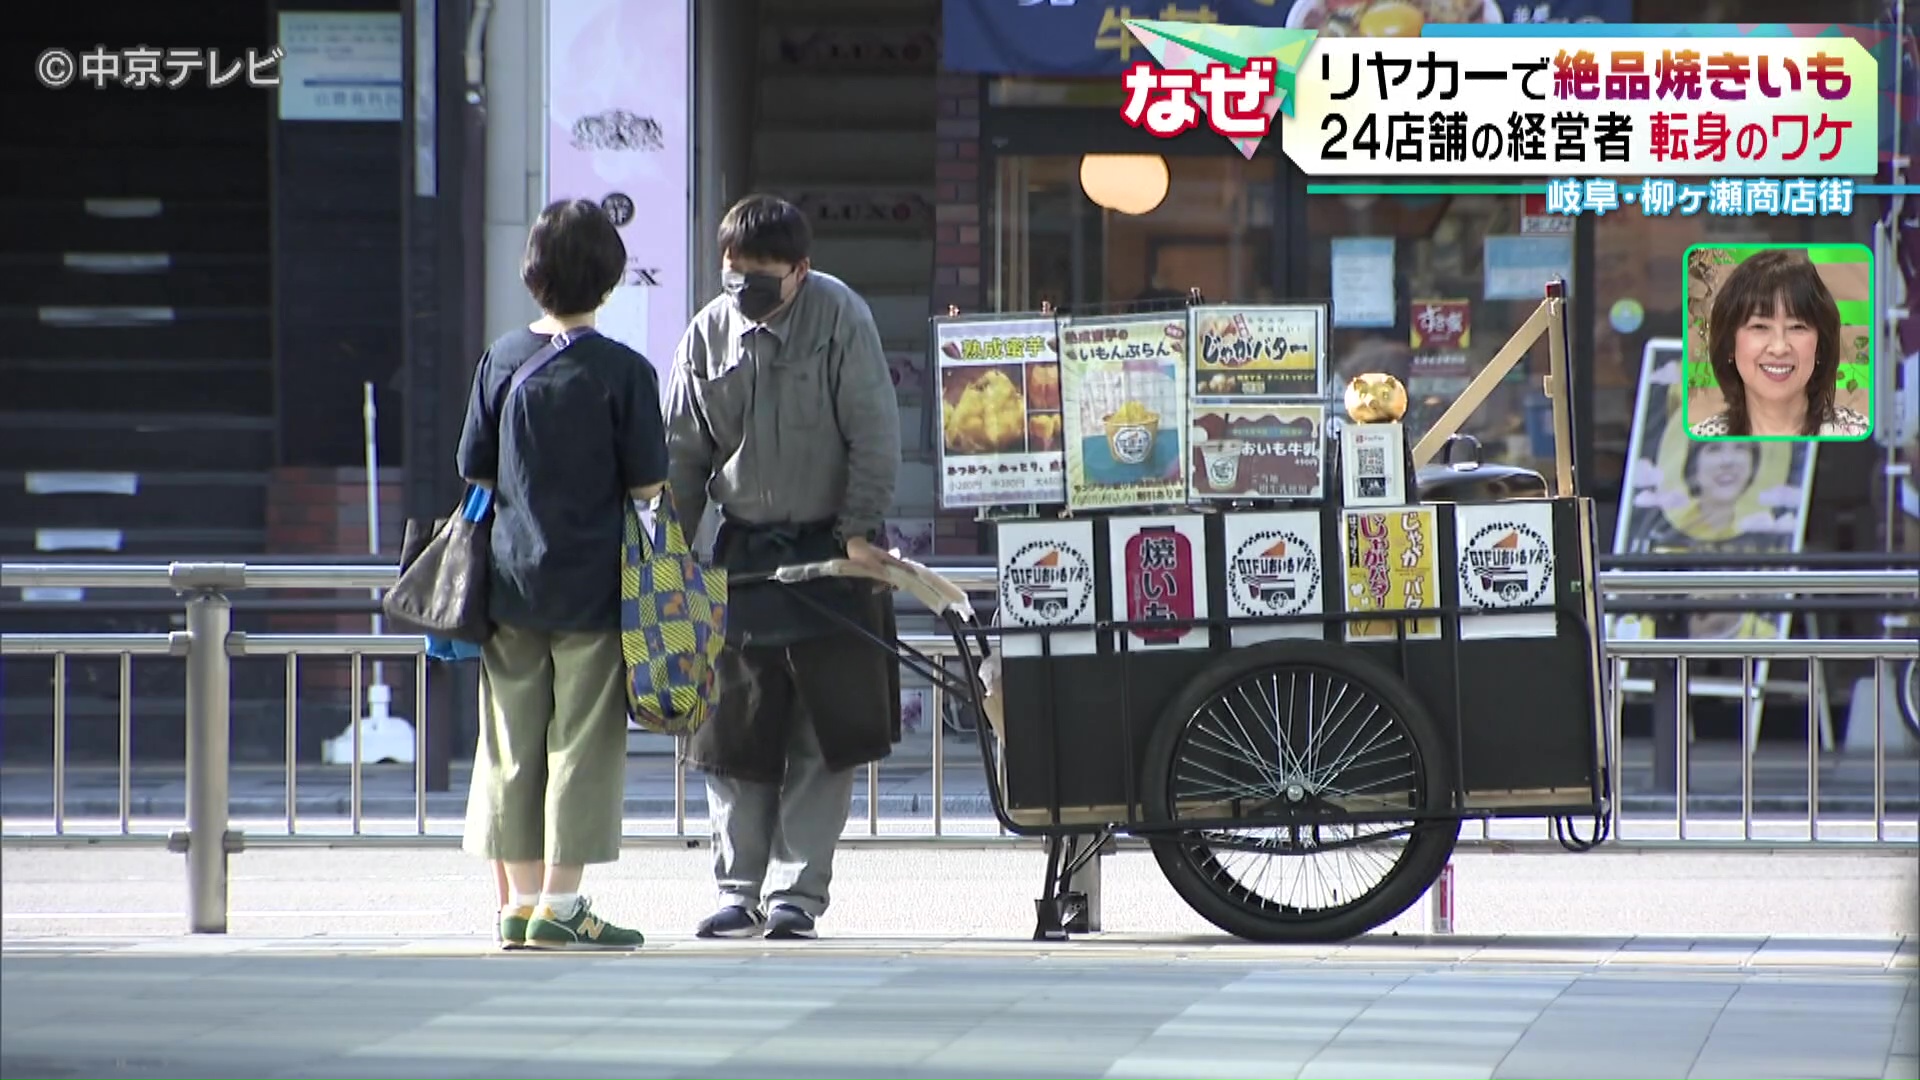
[501,325,599,408]
[470,328,600,520]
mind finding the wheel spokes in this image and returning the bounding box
[1168,666,1425,917]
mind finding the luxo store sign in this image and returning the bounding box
[1454,503,1557,640]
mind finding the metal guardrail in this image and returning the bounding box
[1604,640,1918,847]
[2,562,1917,934]
[9,562,1920,597]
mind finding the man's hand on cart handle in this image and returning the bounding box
[844,535,895,568]
[764,555,973,620]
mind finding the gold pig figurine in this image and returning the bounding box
[1344,373,1409,424]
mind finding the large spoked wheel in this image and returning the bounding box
[1899,657,1920,742]
[1142,641,1460,943]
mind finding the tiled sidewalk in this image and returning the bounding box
[2,934,1913,1079]
[6,931,1917,971]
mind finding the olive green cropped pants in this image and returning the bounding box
[462,622,628,866]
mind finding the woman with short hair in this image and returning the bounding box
[457,198,667,949]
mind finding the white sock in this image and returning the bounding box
[508,893,538,911]
[541,892,580,917]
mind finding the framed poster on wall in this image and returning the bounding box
[1610,338,1817,710]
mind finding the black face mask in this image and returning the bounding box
[724,270,787,322]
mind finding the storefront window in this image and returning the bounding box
[1304,190,1569,481]
[991,155,1276,313]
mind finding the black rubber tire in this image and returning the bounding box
[1900,657,1920,742]
[1142,640,1461,943]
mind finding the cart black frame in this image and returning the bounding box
[736,523,1614,945]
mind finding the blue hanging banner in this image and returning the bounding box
[941,0,1634,77]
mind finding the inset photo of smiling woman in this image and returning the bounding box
[1682,243,1877,441]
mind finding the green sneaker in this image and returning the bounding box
[499,904,534,951]
[524,897,645,950]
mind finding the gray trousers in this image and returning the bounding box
[705,710,855,919]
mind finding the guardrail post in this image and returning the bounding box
[168,563,246,934]
[1649,627,1679,792]
[426,676,456,792]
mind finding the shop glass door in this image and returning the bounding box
[991,155,1277,314]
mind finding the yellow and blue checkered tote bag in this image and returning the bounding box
[620,491,727,736]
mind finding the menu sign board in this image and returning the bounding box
[1455,501,1558,641]
[995,518,1098,658]
[1060,311,1189,511]
[1188,404,1326,501]
[1106,515,1210,653]
[1222,510,1325,647]
[1189,304,1327,400]
[933,314,1066,508]
[1341,506,1441,643]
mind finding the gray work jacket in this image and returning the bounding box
[664,270,900,543]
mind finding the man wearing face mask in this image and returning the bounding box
[665,194,901,940]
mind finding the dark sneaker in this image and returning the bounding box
[765,904,817,940]
[523,898,644,950]
[695,904,765,939]
[499,903,534,951]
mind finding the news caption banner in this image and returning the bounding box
[1540,176,1860,217]
[1285,38,1878,177]
[1117,19,1882,186]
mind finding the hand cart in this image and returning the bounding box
[734,282,1613,944]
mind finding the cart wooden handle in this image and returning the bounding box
[731,556,999,738]
[738,555,976,621]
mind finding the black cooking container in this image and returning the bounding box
[1416,434,1548,503]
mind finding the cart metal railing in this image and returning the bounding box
[2,562,1916,933]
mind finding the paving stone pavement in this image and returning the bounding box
[2,935,1915,1079]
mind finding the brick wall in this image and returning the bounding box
[265,466,407,635]
[263,465,420,720]
[933,72,986,556]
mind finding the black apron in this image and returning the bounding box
[715,516,879,648]
[688,516,902,781]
